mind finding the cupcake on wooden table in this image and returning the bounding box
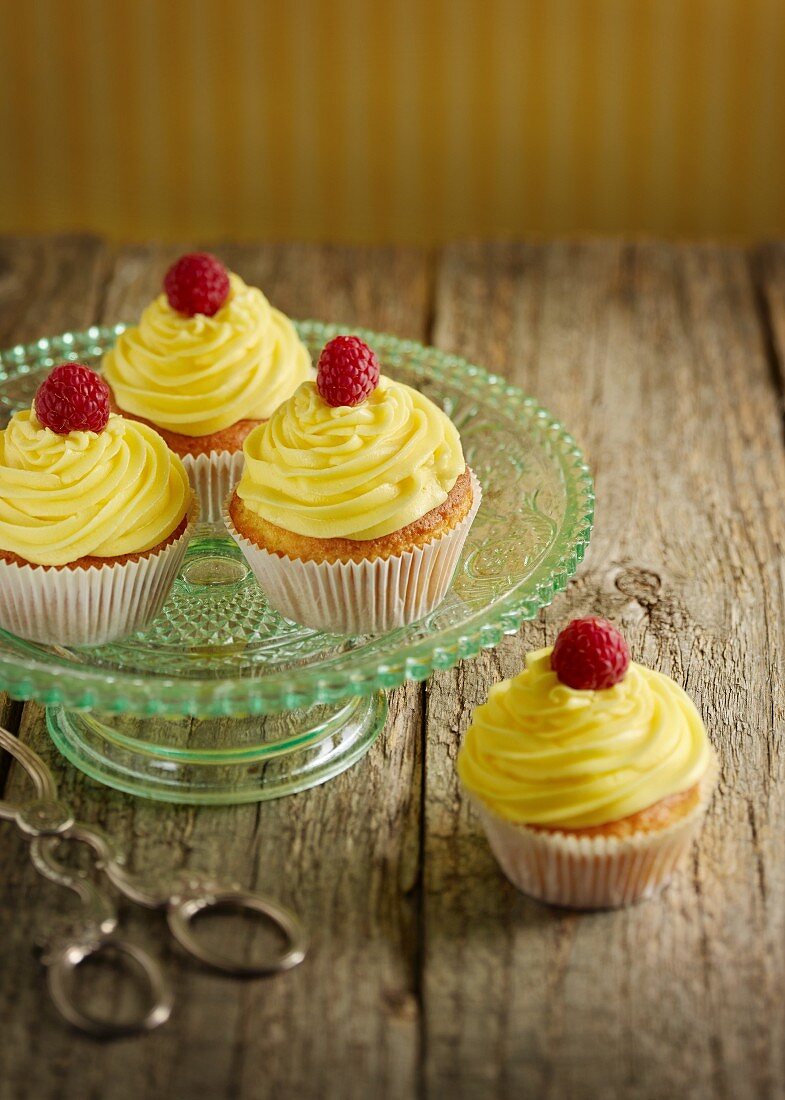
[0,364,196,646]
[458,618,718,909]
[226,335,481,634]
[102,253,312,521]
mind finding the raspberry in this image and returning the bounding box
[551,617,630,690]
[34,363,111,435]
[164,252,230,317]
[317,335,380,407]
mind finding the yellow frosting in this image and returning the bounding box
[236,376,466,540]
[0,409,190,566]
[457,647,713,828]
[102,273,312,437]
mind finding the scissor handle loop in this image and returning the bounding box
[46,936,173,1038]
[167,889,307,977]
[0,726,58,821]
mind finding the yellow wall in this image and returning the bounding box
[1,0,784,244]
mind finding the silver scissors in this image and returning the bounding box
[0,725,307,1038]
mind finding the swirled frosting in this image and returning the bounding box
[0,409,190,566]
[102,273,312,437]
[236,376,465,540]
[457,647,713,828]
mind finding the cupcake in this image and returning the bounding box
[0,364,196,646]
[102,252,312,522]
[225,335,481,634]
[457,618,718,909]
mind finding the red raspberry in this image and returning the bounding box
[34,363,111,435]
[551,617,630,690]
[317,335,380,407]
[164,252,230,317]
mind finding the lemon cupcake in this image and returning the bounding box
[102,252,312,521]
[0,364,196,646]
[225,335,481,633]
[458,618,718,908]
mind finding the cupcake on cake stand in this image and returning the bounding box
[0,321,593,804]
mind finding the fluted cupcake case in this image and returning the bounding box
[468,755,718,910]
[225,471,482,635]
[182,450,245,525]
[0,497,199,647]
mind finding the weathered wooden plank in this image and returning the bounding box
[0,233,110,346]
[0,242,429,1100]
[423,242,785,1100]
[752,242,785,404]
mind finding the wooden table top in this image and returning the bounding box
[0,236,783,1100]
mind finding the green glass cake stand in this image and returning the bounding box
[0,324,593,804]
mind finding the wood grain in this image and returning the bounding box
[422,241,785,1100]
[0,238,783,1099]
[0,241,429,1100]
[0,234,111,347]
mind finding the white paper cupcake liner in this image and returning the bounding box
[182,450,245,525]
[224,470,482,635]
[469,753,718,910]
[0,496,199,648]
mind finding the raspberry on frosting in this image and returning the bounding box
[551,617,630,690]
[34,363,111,435]
[316,335,380,407]
[164,252,230,317]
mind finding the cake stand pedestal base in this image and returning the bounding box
[46,693,387,805]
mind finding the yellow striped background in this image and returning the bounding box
[1,0,784,244]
